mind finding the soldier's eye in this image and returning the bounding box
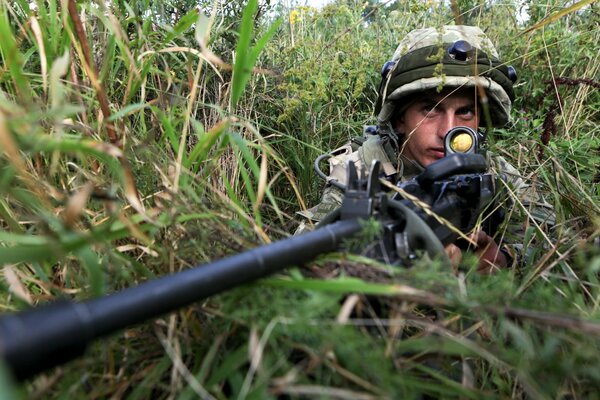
[457,106,475,117]
[423,103,437,113]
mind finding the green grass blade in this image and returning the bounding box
[230,0,257,110]
[0,360,19,400]
[206,344,248,387]
[522,0,597,34]
[186,119,230,169]
[76,246,106,297]
[248,18,283,70]
[0,8,33,101]
[107,102,151,122]
[0,244,63,265]
[262,276,416,296]
[165,9,199,43]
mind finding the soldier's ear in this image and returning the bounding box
[393,113,405,134]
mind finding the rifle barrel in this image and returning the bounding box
[0,219,363,381]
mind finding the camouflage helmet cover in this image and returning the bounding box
[376,26,515,128]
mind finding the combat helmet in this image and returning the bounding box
[375,26,517,130]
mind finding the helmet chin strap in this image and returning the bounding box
[374,120,400,149]
[384,122,428,176]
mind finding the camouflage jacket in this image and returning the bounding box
[296,133,555,262]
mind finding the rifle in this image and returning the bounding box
[0,127,502,381]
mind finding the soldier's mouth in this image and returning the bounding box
[429,148,445,158]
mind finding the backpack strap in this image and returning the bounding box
[358,135,398,178]
[323,127,400,187]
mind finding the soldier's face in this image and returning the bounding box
[394,90,480,167]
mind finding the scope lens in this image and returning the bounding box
[450,132,474,153]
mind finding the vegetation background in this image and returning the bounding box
[0,0,599,398]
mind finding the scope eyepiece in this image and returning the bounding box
[444,126,483,156]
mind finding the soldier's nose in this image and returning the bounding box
[438,114,457,138]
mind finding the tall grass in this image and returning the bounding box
[0,0,599,398]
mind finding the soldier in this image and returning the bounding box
[297,25,553,272]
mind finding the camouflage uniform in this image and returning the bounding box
[296,131,420,225]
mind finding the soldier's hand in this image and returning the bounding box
[445,230,508,274]
[470,230,508,274]
[445,243,463,274]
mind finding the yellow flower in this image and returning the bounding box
[289,10,300,25]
